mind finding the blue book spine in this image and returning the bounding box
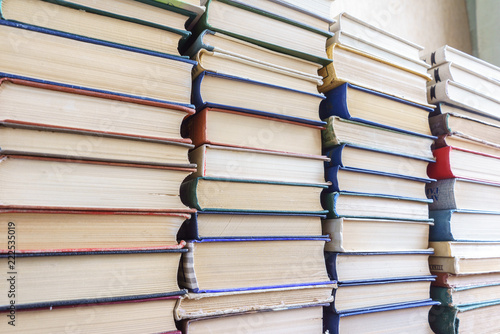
[429,210,455,241]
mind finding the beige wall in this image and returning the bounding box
[330,0,472,56]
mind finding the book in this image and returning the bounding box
[175,283,335,320]
[434,272,500,288]
[324,143,432,180]
[429,256,500,275]
[0,210,190,251]
[184,107,323,155]
[0,77,196,140]
[0,155,195,211]
[322,192,431,220]
[184,29,322,76]
[153,0,206,30]
[0,296,183,334]
[333,278,434,313]
[0,121,195,167]
[320,83,433,136]
[325,300,439,334]
[324,251,433,283]
[323,217,433,253]
[322,116,435,160]
[429,61,500,101]
[429,302,500,334]
[178,212,325,240]
[422,45,500,83]
[428,146,500,184]
[188,144,327,184]
[431,241,500,259]
[429,210,500,242]
[276,0,334,21]
[178,238,332,293]
[325,166,430,199]
[181,304,325,333]
[0,20,195,103]
[181,177,326,213]
[318,43,431,107]
[432,284,500,307]
[428,80,500,121]
[434,134,500,157]
[192,72,325,125]
[192,49,323,94]
[0,0,190,56]
[329,12,430,75]
[426,178,500,212]
[0,249,187,306]
[193,0,332,65]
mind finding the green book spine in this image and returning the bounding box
[180,178,202,210]
[429,305,458,334]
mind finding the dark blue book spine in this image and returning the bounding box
[319,83,350,120]
[324,144,346,168]
[429,210,455,241]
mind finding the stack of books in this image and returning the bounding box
[0,1,202,333]
[423,45,500,333]
[319,12,439,333]
[176,0,337,332]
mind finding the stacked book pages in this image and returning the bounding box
[319,12,438,334]
[177,0,336,332]
[0,1,204,333]
[424,45,500,334]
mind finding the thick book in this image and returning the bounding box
[322,116,435,160]
[323,217,433,253]
[180,177,327,214]
[0,76,196,140]
[434,134,500,157]
[332,278,434,313]
[322,192,432,220]
[433,272,500,289]
[324,251,433,283]
[318,43,431,107]
[177,211,325,240]
[431,284,500,308]
[192,71,325,125]
[189,144,327,184]
[428,80,500,121]
[184,107,323,155]
[325,300,439,334]
[428,146,500,184]
[426,178,500,212]
[174,283,335,320]
[0,155,195,212]
[432,102,500,127]
[319,83,433,136]
[423,45,500,83]
[325,166,431,200]
[0,0,191,56]
[182,304,325,333]
[192,0,332,65]
[431,241,500,259]
[0,20,195,103]
[192,48,323,95]
[329,12,430,75]
[0,296,183,334]
[0,210,190,252]
[0,121,195,167]
[429,301,500,334]
[177,238,332,293]
[429,209,500,242]
[324,143,432,180]
[429,256,500,275]
[155,0,206,30]
[0,249,187,307]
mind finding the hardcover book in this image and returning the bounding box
[177,211,325,240]
[432,103,500,127]
[318,43,431,107]
[429,256,500,275]
[0,20,195,103]
[177,238,332,293]
[0,296,183,334]
[429,209,500,242]
[320,83,433,136]
[181,177,326,213]
[324,143,432,180]
[323,217,433,253]
[433,134,500,157]
[0,249,187,306]
[192,72,325,125]
[431,241,500,259]
[433,272,500,289]
[431,284,500,307]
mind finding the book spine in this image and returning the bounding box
[429,114,451,136]
[322,116,341,150]
[427,147,455,180]
[176,212,200,240]
[191,71,206,110]
[177,242,199,291]
[321,192,339,218]
[185,108,209,148]
[323,306,341,334]
[182,29,214,57]
[324,144,345,168]
[324,166,340,193]
[429,210,455,241]
[428,62,453,86]
[430,286,453,306]
[427,81,451,105]
[324,252,340,281]
[426,179,457,211]
[428,305,458,334]
[425,46,448,67]
[429,257,458,274]
[432,272,453,288]
[319,84,350,120]
[180,178,202,210]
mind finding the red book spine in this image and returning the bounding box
[427,146,455,180]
